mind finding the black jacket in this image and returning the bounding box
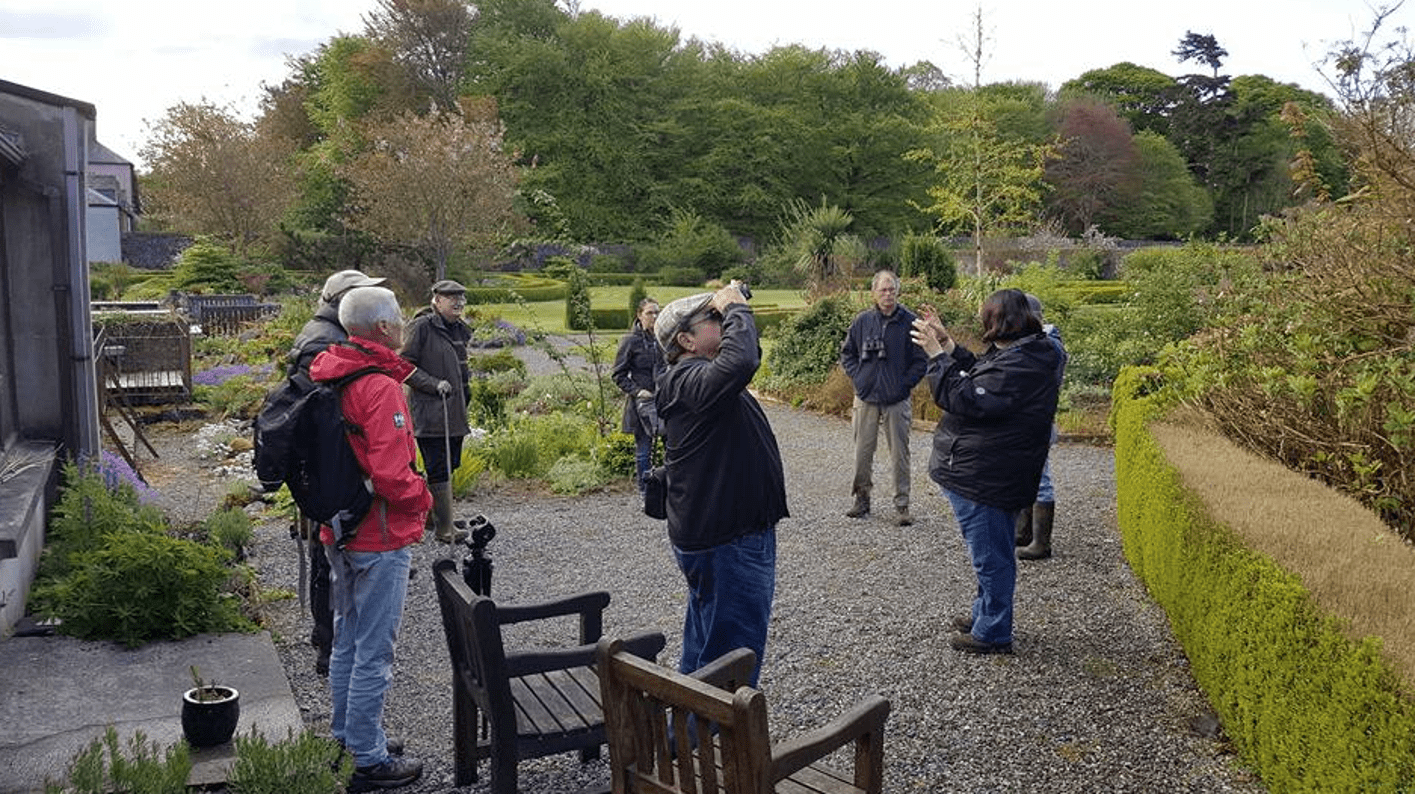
[655,304,788,551]
[611,325,665,436]
[840,305,928,405]
[400,307,472,438]
[926,334,1061,510]
[286,302,346,377]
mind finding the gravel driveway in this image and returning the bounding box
[143,338,1265,793]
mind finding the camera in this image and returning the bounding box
[731,280,752,301]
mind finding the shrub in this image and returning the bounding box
[658,265,706,287]
[33,529,252,647]
[204,508,254,557]
[41,461,166,581]
[546,454,609,494]
[171,238,246,293]
[599,432,638,479]
[762,295,856,390]
[227,728,352,794]
[899,233,957,292]
[45,727,190,794]
[635,209,744,280]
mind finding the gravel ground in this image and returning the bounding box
[138,340,1266,794]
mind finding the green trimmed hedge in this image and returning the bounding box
[465,274,566,304]
[1054,280,1129,305]
[574,305,795,335]
[1112,365,1415,792]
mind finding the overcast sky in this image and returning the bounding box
[0,0,1397,169]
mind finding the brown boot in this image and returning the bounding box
[1018,501,1054,560]
[1014,506,1032,547]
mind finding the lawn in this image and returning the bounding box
[473,286,811,335]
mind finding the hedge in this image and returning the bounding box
[1112,365,1415,792]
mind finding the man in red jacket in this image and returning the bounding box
[309,285,430,791]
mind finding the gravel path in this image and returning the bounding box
[143,339,1266,793]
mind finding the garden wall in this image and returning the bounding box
[1112,367,1415,791]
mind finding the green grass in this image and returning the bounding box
[475,286,809,335]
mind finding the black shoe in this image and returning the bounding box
[950,613,973,634]
[894,507,913,526]
[315,642,331,677]
[950,631,1013,655]
[845,497,870,518]
[350,755,422,791]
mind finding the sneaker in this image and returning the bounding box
[350,755,423,791]
[845,497,870,518]
[894,507,913,526]
[950,632,1013,655]
[950,613,973,634]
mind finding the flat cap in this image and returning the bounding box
[431,279,467,295]
[654,292,714,353]
[321,270,385,302]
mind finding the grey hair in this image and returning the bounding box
[872,270,900,291]
[1025,292,1044,320]
[338,286,402,336]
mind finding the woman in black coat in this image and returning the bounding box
[911,289,1061,654]
[611,298,665,491]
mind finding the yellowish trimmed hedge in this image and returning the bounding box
[1112,365,1415,792]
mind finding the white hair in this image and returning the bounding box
[338,286,402,336]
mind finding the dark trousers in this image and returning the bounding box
[307,520,333,655]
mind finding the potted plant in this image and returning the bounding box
[182,665,240,748]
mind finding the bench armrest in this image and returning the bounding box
[496,591,612,644]
[688,647,757,693]
[509,631,665,677]
[769,694,890,782]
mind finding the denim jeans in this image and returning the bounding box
[943,489,1016,645]
[1036,424,1058,503]
[326,544,412,768]
[851,396,913,509]
[634,438,652,493]
[672,527,776,687]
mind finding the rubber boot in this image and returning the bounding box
[431,481,467,544]
[1018,501,1054,560]
[308,534,333,676]
[1014,506,1032,547]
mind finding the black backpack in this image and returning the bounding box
[253,366,385,548]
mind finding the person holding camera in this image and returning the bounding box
[910,289,1061,654]
[840,270,929,526]
[653,282,787,687]
[612,297,665,493]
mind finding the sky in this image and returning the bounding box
[0,0,1398,169]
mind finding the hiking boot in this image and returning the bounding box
[845,496,870,518]
[315,645,330,677]
[950,613,973,634]
[350,755,423,791]
[950,632,1013,655]
[894,507,913,526]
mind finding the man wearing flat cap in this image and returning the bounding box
[400,279,473,543]
[653,282,788,688]
[285,268,386,676]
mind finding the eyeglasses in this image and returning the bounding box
[682,309,722,334]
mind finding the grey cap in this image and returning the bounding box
[321,270,385,302]
[654,292,715,353]
[431,279,467,295]
[1025,292,1044,319]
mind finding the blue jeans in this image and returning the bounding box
[672,527,776,687]
[943,489,1016,645]
[1036,424,1058,503]
[326,544,412,768]
[635,438,652,493]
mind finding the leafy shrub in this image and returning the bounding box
[598,432,638,479]
[171,238,246,293]
[546,454,609,494]
[483,431,540,479]
[33,529,251,647]
[193,372,270,420]
[564,266,593,331]
[542,256,579,281]
[762,295,856,389]
[204,508,254,557]
[658,265,706,287]
[506,373,598,418]
[45,727,190,794]
[451,445,486,497]
[41,461,166,581]
[227,728,351,794]
[899,233,957,292]
[636,209,744,280]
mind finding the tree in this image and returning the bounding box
[1043,98,1138,234]
[342,101,523,280]
[139,101,297,256]
[362,0,475,111]
[1173,32,1228,78]
[1060,62,1178,136]
[909,7,1054,276]
[1102,131,1212,239]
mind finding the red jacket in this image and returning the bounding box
[309,337,430,551]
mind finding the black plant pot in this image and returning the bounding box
[181,685,240,747]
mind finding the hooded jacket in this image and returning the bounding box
[655,304,788,551]
[310,338,430,551]
[926,333,1061,510]
[611,324,666,435]
[400,306,472,438]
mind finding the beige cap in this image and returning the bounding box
[321,270,385,302]
[654,292,715,353]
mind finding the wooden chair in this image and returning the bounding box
[596,637,891,794]
[432,559,667,792]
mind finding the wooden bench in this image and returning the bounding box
[432,559,666,792]
[596,637,891,794]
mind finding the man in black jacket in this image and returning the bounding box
[286,269,385,676]
[840,270,928,526]
[653,283,788,687]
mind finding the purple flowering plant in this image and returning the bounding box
[97,449,159,504]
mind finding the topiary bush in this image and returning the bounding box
[761,295,856,390]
